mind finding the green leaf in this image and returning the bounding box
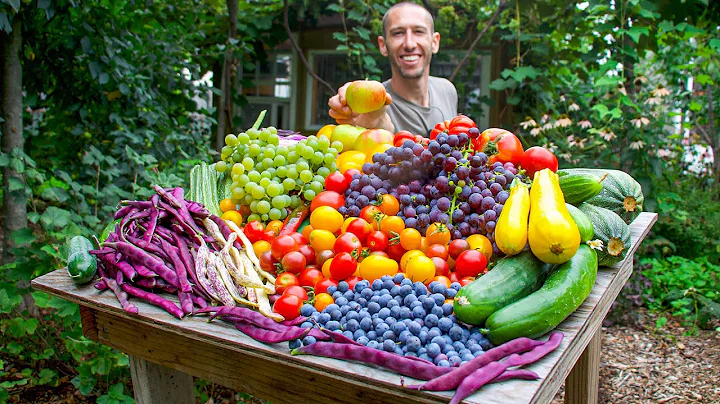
[47,296,79,317]
[327,3,343,12]
[347,10,364,22]
[332,32,348,42]
[353,26,370,41]
[31,291,51,308]
[594,75,621,87]
[37,368,57,385]
[592,103,609,117]
[689,101,702,111]
[710,39,720,50]
[9,228,35,245]
[40,206,72,229]
[0,289,22,313]
[626,27,649,43]
[658,20,674,32]
[8,176,24,191]
[0,152,8,167]
[99,72,110,85]
[4,0,20,13]
[695,74,714,85]
[6,317,39,337]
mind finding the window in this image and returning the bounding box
[305,50,491,131]
[240,53,295,130]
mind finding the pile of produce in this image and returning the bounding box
[69,100,645,399]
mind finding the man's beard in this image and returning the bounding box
[390,53,429,80]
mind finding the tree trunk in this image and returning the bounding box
[215,0,239,152]
[1,16,37,317]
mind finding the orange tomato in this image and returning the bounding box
[399,228,422,251]
[466,234,493,261]
[419,236,430,253]
[430,275,452,289]
[321,258,333,278]
[301,224,314,241]
[360,205,384,230]
[379,215,405,237]
[340,217,357,233]
[252,240,271,256]
[377,194,400,216]
[266,220,283,236]
[425,222,451,246]
[314,292,334,312]
[219,198,236,214]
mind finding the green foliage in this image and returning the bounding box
[640,256,720,330]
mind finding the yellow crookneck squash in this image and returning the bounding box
[495,179,530,256]
[528,169,581,264]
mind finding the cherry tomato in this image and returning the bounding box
[520,146,559,180]
[379,215,405,238]
[301,224,314,242]
[310,190,346,212]
[473,128,524,165]
[455,249,488,278]
[243,221,265,243]
[345,276,362,291]
[343,168,361,185]
[431,256,450,276]
[314,278,338,294]
[271,235,299,260]
[377,194,400,216]
[431,275,452,289]
[280,251,306,275]
[360,205,384,230]
[405,255,436,283]
[393,130,417,147]
[324,171,349,194]
[400,250,425,272]
[425,222,451,246]
[399,228,422,251]
[429,120,451,140]
[334,232,362,257]
[426,243,448,260]
[448,239,471,260]
[310,206,344,233]
[298,266,323,288]
[460,276,475,286]
[315,249,335,269]
[274,272,300,295]
[314,292,334,312]
[366,231,389,251]
[345,218,372,244]
[283,285,309,301]
[385,242,407,262]
[359,255,399,282]
[289,232,308,246]
[298,244,316,265]
[273,294,302,320]
[266,220,283,236]
[259,250,278,274]
[329,252,357,280]
[466,234,493,261]
[447,114,477,135]
[309,229,336,252]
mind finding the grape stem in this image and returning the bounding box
[252,110,267,130]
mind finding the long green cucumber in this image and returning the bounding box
[453,251,547,326]
[484,244,598,344]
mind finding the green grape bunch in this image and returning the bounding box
[215,126,343,224]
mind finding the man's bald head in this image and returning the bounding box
[381,2,434,38]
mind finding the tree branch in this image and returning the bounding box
[693,113,713,146]
[449,0,509,82]
[283,0,336,95]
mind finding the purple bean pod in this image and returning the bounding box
[449,358,516,404]
[491,369,540,383]
[134,277,158,289]
[119,200,155,210]
[178,291,194,315]
[153,225,177,243]
[233,320,312,344]
[170,187,184,202]
[133,264,157,278]
[89,247,115,256]
[101,241,180,288]
[159,238,192,293]
[185,200,210,218]
[155,185,203,235]
[114,204,137,219]
[280,316,308,327]
[503,332,564,368]
[120,283,185,319]
[103,277,139,314]
[142,206,160,244]
[113,259,138,282]
[191,294,208,309]
[94,279,109,290]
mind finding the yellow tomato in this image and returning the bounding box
[219,198,236,214]
[399,228,422,250]
[221,210,243,228]
[266,220,283,236]
[252,240,271,256]
[337,151,366,174]
[466,234,493,261]
[310,206,344,233]
[400,249,425,272]
[364,143,393,163]
[405,255,436,283]
[309,229,337,252]
[322,258,333,278]
[359,255,399,282]
[316,124,336,140]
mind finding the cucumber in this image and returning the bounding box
[565,203,594,243]
[66,235,97,284]
[453,251,547,326]
[484,244,598,344]
[558,172,604,205]
[559,168,644,223]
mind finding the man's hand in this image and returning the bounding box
[328,82,394,132]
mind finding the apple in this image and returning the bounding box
[345,80,387,114]
[331,124,365,153]
[353,128,394,154]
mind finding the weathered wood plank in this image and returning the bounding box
[129,355,195,404]
[32,212,657,404]
[564,328,602,404]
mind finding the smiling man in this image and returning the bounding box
[328,2,458,137]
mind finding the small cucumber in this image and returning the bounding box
[558,172,605,205]
[66,235,97,284]
[453,251,547,326]
[484,244,598,344]
[565,203,594,243]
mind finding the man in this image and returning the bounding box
[328,2,458,137]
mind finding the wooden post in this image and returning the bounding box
[564,327,602,404]
[129,355,195,404]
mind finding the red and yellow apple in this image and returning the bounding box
[345,80,387,114]
[353,128,394,154]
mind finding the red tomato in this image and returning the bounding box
[345,218,372,243]
[426,244,449,260]
[298,266,323,288]
[366,231,389,251]
[447,114,477,135]
[448,239,471,260]
[273,294,302,320]
[455,249,488,278]
[393,130,417,147]
[280,251,306,275]
[283,285,309,301]
[431,256,450,276]
[324,171,349,194]
[385,242,406,262]
[274,272,300,295]
[329,252,357,280]
[449,271,461,284]
[369,250,389,258]
[429,120,450,140]
[271,235,299,260]
[343,168,361,185]
[289,232,308,246]
[334,232,362,257]
[259,250,278,274]
[243,221,265,243]
[345,276,362,291]
[298,244,316,265]
[315,249,335,269]
[310,190,346,212]
[359,205,384,229]
[473,128,524,165]
[314,278,338,294]
[520,146,559,180]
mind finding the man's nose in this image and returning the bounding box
[402,31,417,49]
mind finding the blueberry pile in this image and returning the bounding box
[291,273,493,367]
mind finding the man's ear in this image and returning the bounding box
[431,32,440,54]
[378,36,388,57]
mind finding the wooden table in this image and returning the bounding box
[32,212,657,404]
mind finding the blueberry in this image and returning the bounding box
[461,353,474,362]
[419,353,432,362]
[480,339,493,351]
[431,305,444,317]
[300,321,313,329]
[399,284,413,298]
[366,330,378,341]
[326,320,341,331]
[434,353,449,363]
[355,297,368,307]
[399,307,412,319]
[450,282,462,291]
[340,305,351,316]
[345,319,360,332]
[473,350,485,357]
[318,312,331,324]
[394,347,405,356]
[418,330,429,345]
[430,282,447,295]
[449,355,462,366]
[406,336,422,352]
[345,311,359,322]
[375,322,390,335]
[361,288,374,299]
[357,336,370,345]
[408,321,422,335]
[403,294,418,306]
[367,301,381,314]
[445,288,457,299]
[390,285,401,296]
[445,348,458,357]
[359,317,373,331]
[442,335,454,345]
[378,307,391,319]
[427,327,442,341]
[411,306,427,319]
[422,298,436,312]
[302,336,317,346]
[417,347,427,356]
[426,342,441,358]
[431,293,446,306]
[431,335,446,348]
[372,317,384,327]
[354,280,370,292]
[424,313,440,328]
[353,329,366,340]
[327,285,338,294]
[391,321,407,335]
[468,343,482,353]
[394,295,403,304]
[378,294,392,307]
[437,360,451,367]
[453,341,466,352]
[410,300,423,310]
[392,273,406,283]
[300,304,316,317]
[382,279,395,290]
[369,295,381,304]
[469,331,485,343]
[384,317,397,328]
[358,310,371,320]
[310,311,321,320]
[343,330,354,339]
[413,282,429,296]
[438,317,453,332]
[383,340,396,352]
[442,302,454,316]
[366,340,380,349]
[332,291,343,300]
[343,290,355,301]
[371,279,383,291]
[400,278,413,287]
[382,330,397,341]
[289,339,302,349]
[330,310,342,321]
[337,281,349,293]
[405,351,418,358]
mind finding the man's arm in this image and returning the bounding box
[328,82,395,132]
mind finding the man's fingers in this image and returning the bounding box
[384,92,393,106]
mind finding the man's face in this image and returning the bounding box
[379,5,440,80]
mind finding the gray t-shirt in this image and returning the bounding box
[383,76,458,137]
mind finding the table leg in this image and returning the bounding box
[129,355,195,404]
[564,327,602,404]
